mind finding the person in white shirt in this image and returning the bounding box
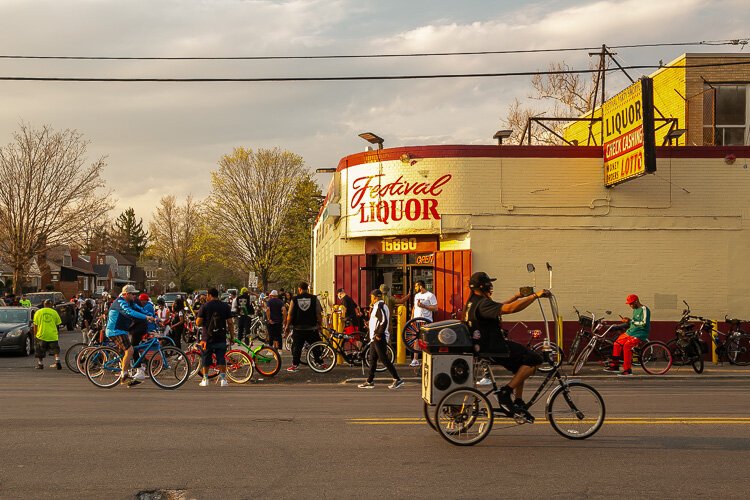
[409,280,437,367]
[358,289,403,390]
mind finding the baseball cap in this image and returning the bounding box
[240,287,248,294]
[122,284,138,294]
[270,290,279,296]
[370,288,383,298]
[625,294,639,304]
[469,272,497,289]
[138,293,149,302]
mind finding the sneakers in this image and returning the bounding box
[409,359,420,367]
[388,379,405,390]
[199,378,210,387]
[50,361,62,370]
[133,368,147,381]
[358,381,375,389]
[120,374,141,387]
[617,369,634,377]
[603,366,620,373]
[35,363,44,370]
[286,364,299,373]
[496,386,514,409]
[476,376,493,386]
[219,378,229,387]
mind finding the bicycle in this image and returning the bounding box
[424,276,606,446]
[231,337,282,377]
[85,335,190,389]
[183,341,255,384]
[570,322,673,376]
[305,327,394,373]
[567,307,610,364]
[715,317,750,365]
[667,302,711,374]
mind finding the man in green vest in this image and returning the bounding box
[19,295,32,307]
[33,299,63,370]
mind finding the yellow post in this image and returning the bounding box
[556,315,564,349]
[711,319,719,365]
[396,305,407,365]
[331,307,345,365]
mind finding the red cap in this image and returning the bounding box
[625,294,639,305]
[138,293,150,302]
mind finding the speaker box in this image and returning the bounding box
[421,352,475,405]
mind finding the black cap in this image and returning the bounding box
[370,288,383,298]
[469,272,497,289]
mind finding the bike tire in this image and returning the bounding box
[639,341,673,375]
[424,402,437,431]
[77,346,98,375]
[726,334,750,366]
[225,350,254,384]
[546,382,605,440]
[85,346,122,389]
[691,342,704,374]
[65,342,87,374]
[567,331,585,365]
[572,343,594,375]
[253,346,282,377]
[435,388,494,446]
[149,346,190,389]
[666,338,690,366]
[283,334,293,352]
[531,342,564,373]
[363,343,395,373]
[402,317,429,353]
[184,347,203,379]
[306,342,336,373]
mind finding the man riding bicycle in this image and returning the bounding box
[605,294,651,376]
[106,285,155,386]
[464,272,550,422]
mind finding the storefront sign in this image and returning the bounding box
[350,173,453,226]
[414,254,435,265]
[603,77,656,187]
[365,236,438,254]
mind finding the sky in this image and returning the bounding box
[0,0,748,222]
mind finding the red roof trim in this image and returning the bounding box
[335,145,750,171]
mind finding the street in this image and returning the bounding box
[1,333,749,499]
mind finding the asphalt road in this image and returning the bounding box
[2,333,749,499]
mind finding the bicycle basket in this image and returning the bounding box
[578,315,593,328]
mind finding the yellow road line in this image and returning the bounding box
[347,417,750,426]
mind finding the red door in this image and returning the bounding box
[334,255,368,309]
[433,250,472,321]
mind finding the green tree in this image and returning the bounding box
[113,207,149,257]
[275,173,323,289]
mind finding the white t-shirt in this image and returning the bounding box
[413,291,437,321]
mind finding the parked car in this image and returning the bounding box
[162,292,187,309]
[0,307,37,356]
[25,292,76,331]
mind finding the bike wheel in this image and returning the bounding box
[149,346,190,389]
[363,343,395,372]
[546,382,605,440]
[691,342,704,374]
[306,342,336,373]
[567,331,588,365]
[402,317,429,353]
[85,346,122,389]
[65,342,87,373]
[666,339,690,366]
[253,346,282,377]
[639,341,673,375]
[225,350,254,384]
[531,342,564,373]
[726,335,750,366]
[77,346,97,375]
[572,343,594,375]
[184,347,203,379]
[283,334,293,352]
[424,402,437,431]
[435,388,493,446]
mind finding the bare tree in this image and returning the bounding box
[147,195,201,290]
[0,123,113,293]
[209,147,307,291]
[502,61,598,145]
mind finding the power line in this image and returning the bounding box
[0,38,746,61]
[1,59,750,83]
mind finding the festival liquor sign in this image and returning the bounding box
[603,77,656,187]
[346,161,454,236]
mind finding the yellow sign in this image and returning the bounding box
[603,78,656,187]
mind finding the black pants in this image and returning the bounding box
[292,329,320,366]
[366,337,399,383]
[236,316,250,341]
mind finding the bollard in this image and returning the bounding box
[331,308,345,365]
[396,305,407,365]
[556,315,563,350]
[711,319,719,365]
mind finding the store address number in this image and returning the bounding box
[381,238,419,252]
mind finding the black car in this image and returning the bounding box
[0,307,37,356]
[25,292,76,331]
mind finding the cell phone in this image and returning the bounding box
[519,286,534,297]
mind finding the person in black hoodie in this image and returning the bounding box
[284,282,322,372]
[358,289,403,390]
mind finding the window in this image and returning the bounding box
[704,84,749,145]
[51,273,59,282]
[63,255,72,267]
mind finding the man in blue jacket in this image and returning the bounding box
[106,285,154,386]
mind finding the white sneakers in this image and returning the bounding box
[476,377,493,386]
[220,379,229,387]
[199,378,210,387]
[133,368,147,381]
[200,377,229,387]
[409,359,421,367]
